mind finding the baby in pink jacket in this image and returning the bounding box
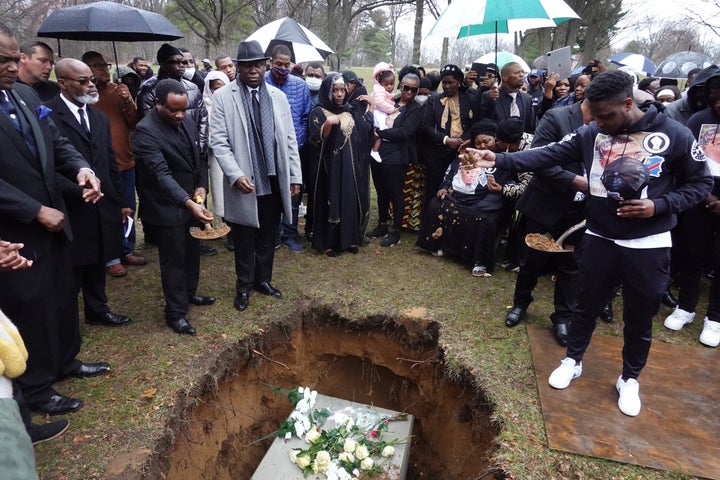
[370,62,399,163]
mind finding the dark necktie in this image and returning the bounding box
[78,107,90,135]
[251,89,262,136]
[0,91,21,131]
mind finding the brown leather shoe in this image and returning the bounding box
[121,254,147,266]
[107,263,127,277]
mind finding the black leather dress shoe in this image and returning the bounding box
[505,306,526,327]
[554,323,569,346]
[166,318,196,335]
[234,291,250,311]
[253,282,282,298]
[662,290,678,308]
[30,394,83,416]
[599,303,614,323]
[188,295,216,306]
[85,311,131,327]
[67,362,111,378]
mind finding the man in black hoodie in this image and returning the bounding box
[467,70,713,417]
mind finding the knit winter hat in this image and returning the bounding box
[157,43,183,64]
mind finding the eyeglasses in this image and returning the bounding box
[401,85,419,93]
[166,60,189,65]
[87,63,112,70]
[61,76,97,86]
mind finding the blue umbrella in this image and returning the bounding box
[608,53,657,76]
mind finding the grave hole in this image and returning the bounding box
[140,307,501,480]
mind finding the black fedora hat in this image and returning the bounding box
[235,40,270,63]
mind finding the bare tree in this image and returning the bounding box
[170,0,253,57]
[387,3,412,64]
[322,0,415,69]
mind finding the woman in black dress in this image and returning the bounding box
[309,73,373,256]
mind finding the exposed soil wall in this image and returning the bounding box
[136,307,500,480]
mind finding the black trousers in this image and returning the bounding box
[513,213,583,325]
[567,235,670,379]
[73,263,111,320]
[151,223,200,321]
[229,187,282,293]
[674,204,720,321]
[370,161,407,230]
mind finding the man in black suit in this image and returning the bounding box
[505,99,592,345]
[48,58,132,328]
[132,79,215,335]
[480,61,536,134]
[0,22,107,416]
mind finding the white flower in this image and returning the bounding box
[304,428,321,444]
[290,411,310,438]
[338,452,355,463]
[295,386,317,413]
[381,445,395,457]
[354,444,369,460]
[284,431,292,440]
[289,449,300,464]
[312,450,331,473]
[353,468,361,477]
[360,457,374,470]
[327,461,352,480]
[296,454,311,469]
[343,438,356,453]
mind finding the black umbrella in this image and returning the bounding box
[37,1,183,69]
[654,51,714,79]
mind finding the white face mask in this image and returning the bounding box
[415,94,429,105]
[182,67,196,80]
[306,76,322,92]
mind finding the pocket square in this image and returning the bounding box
[36,105,52,120]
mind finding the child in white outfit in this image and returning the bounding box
[370,62,399,163]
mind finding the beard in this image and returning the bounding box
[73,89,100,105]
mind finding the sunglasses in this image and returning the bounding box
[166,59,189,65]
[61,76,98,86]
[401,85,419,93]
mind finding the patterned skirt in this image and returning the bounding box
[401,163,425,231]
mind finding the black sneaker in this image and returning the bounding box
[381,230,401,247]
[366,224,389,238]
[28,419,70,445]
[199,241,217,256]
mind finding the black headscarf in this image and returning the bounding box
[318,73,349,114]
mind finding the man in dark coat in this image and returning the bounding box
[133,79,215,335]
[480,61,536,134]
[0,22,107,416]
[48,58,132,328]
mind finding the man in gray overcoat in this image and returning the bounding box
[210,40,302,312]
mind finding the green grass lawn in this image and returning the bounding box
[30,200,709,479]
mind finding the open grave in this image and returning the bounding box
[134,307,500,479]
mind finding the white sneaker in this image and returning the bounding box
[616,376,641,416]
[370,150,383,163]
[548,357,582,389]
[663,307,695,331]
[699,317,720,347]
